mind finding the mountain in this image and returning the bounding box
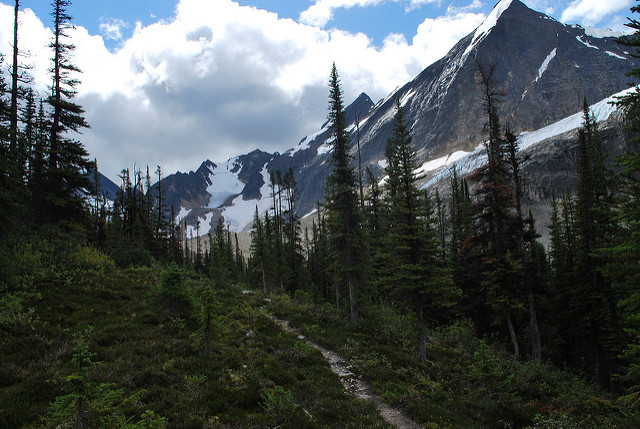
[154,92,375,235]
[157,0,639,236]
[90,169,120,201]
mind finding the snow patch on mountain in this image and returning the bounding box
[535,48,557,82]
[302,208,318,219]
[220,164,272,233]
[585,27,626,39]
[424,88,633,188]
[423,143,488,189]
[182,211,214,239]
[606,51,626,60]
[291,129,325,156]
[317,141,333,155]
[415,151,470,177]
[400,90,416,107]
[464,0,513,55]
[206,159,244,208]
[519,88,631,151]
[576,36,598,50]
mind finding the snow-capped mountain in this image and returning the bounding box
[158,0,639,236]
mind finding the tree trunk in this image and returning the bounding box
[505,311,519,360]
[528,288,541,362]
[10,0,19,154]
[204,310,211,358]
[416,303,427,361]
[261,260,268,295]
[348,274,358,325]
[76,396,87,429]
[334,280,339,311]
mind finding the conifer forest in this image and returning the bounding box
[2,0,640,428]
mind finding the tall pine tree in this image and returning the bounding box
[45,0,93,224]
[471,62,524,359]
[615,3,640,402]
[382,98,458,360]
[324,63,367,324]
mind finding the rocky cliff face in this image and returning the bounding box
[156,0,639,237]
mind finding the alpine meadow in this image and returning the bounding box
[3,0,640,428]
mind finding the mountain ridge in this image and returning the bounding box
[116,0,638,237]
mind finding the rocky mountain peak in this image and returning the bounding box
[152,0,639,237]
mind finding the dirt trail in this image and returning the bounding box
[263,310,423,429]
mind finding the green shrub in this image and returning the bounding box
[0,292,38,334]
[69,246,116,272]
[258,385,310,428]
[148,262,194,320]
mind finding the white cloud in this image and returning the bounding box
[299,0,444,26]
[413,10,485,59]
[405,0,441,12]
[99,17,129,41]
[299,0,385,27]
[0,5,52,92]
[0,0,486,180]
[561,0,632,26]
[447,0,483,13]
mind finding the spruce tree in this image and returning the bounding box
[381,98,458,360]
[471,62,523,358]
[0,55,14,241]
[20,89,36,181]
[324,63,367,324]
[45,0,93,223]
[250,206,270,295]
[573,101,621,386]
[615,5,640,399]
[10,0,21,156]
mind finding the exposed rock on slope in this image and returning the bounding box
[156,0,638,236]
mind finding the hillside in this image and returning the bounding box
[0,238,626,428]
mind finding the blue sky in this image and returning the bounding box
[0,0,634,180]
[24,0,632,50]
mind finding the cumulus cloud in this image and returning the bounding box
[0,0,486,180]
[561,0,632,26]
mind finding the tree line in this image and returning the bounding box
[0,0,251,281]
[0,0,94,240]
[247,37,640,404]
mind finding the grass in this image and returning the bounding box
[261,292,629,428]
[0,244,390,428]
[1,237,632,428]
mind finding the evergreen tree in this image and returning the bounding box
[19,89,37,182]
[548,194,577,361]
[324,63,367,324]
[381,98,458,360]
[29,99,49,205]
[448,166,473,267]
[45,0,93,223]
[281,168,304,291]
[0,55,15,241]
[572,101,621,386]
[44,342,165,427]
[10,0,22,156]
[308,207,332,303]
[614,5,640,401]
[471,62,523,358]
[197,283,218,358]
